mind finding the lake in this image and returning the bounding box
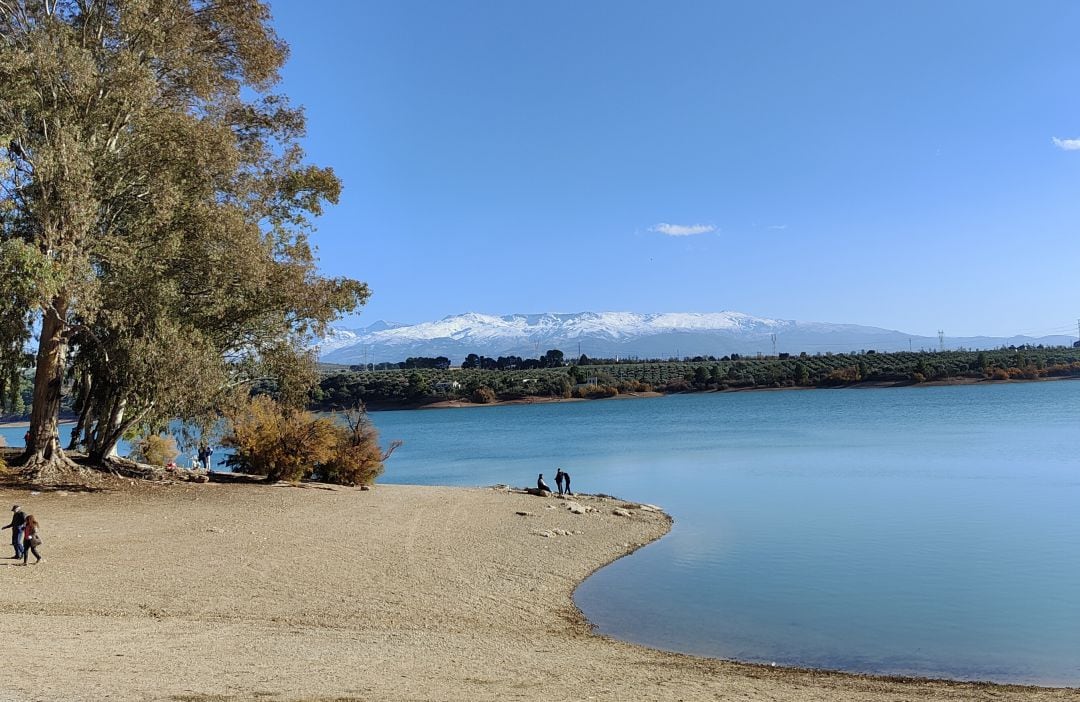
[368,381,1080,686]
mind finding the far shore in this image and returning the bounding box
[0,481,1073,701]
[363,373,1079,412]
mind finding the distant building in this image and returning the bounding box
[433,381,461,393]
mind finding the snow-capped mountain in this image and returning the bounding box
[315,312,1076,365]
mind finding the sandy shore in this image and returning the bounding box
[0,482,1074,702]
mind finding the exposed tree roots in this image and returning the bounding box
[17,450,90,486]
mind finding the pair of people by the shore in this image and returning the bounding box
[2,506,41,564]
[555,468,572,496]
[197,445,214,472]
[537,470,572,495]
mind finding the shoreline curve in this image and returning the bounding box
[0,481,1074,701]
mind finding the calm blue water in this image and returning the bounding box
[366,382,1080,686]
[0,424,200,466]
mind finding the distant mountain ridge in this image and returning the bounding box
[315,311,1077,365]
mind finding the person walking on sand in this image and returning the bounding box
[537,473,551,492]
[555,468,572,496]
[2,505,25,559]
[21,514,41,565]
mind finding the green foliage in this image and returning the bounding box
[0,1,369,467]
[315,346,1080,407]
[406,372,430,400]
[133,435,180,467]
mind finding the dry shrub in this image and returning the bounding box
[823,366,860,385]
[471,386,496,404]
[572,384,618,399]
[318,406,402,486]
[133,434,179,466]
[225,395,397,485]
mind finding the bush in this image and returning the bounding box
[822,366,860,386]
[572,384,618,399]
[317,406,402,486]
[224,396,397,486]
[132,435,180,466]
[659,378,692,393]
[471,386,497,404]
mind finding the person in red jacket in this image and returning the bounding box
[21,514,41,565]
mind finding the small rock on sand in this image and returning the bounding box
[612,508,632,518]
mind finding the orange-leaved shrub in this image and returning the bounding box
[317,406,402,486]
[470,386,497,404]
[224,395,399,485]
[571,384,618,399]
[133,434,179,466]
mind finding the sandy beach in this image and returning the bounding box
[0,481,1074,702]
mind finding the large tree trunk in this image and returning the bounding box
[19,296,81,481]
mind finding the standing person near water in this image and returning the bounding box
[198,445,215,472]
[554,468,572,495]
[2,505,25,559]
[21,515,41,565]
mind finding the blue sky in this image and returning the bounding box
[269,1,1080,339]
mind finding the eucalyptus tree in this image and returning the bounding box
[0,0,367,478]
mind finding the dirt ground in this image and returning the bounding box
[0,481,1075,702]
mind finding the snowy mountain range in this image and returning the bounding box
[314,311,1077,365]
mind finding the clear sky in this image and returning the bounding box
[268,1,1080,339]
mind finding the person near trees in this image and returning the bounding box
[21,514,41,565]
[199,445,214,472]
[2,506,25,559]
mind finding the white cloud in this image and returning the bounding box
[1052,136,1080,151]
[649,222,716,237]
[767,224,788,230]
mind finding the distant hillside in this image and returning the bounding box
[315,311,1076,364]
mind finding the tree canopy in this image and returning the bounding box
[0,0,368,479]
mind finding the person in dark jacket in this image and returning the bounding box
[537,473,551,492]
[1,505,25,559]
[555,468,572,496]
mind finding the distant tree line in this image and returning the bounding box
[313,346,1080,408]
